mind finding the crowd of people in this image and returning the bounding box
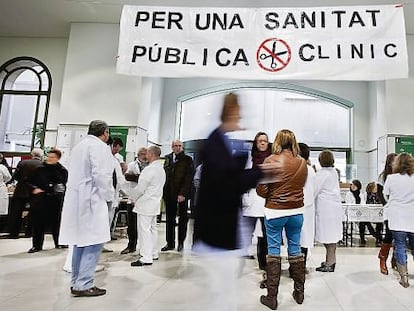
[1,93,414,307]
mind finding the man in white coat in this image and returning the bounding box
[130,146,166,267]
[59,120,114,297]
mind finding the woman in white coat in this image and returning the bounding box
[383,152,414,288]
[0,153,12,216]
[314,150,342,272]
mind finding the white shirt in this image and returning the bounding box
[130,159,166,216]
[384,173,414,233]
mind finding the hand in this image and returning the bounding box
[32,188,44,194]
[177,195,185,203]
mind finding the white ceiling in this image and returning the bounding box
[1,0,414,38]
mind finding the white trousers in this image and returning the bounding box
[137,213,158,263]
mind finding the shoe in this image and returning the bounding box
[316,263,335,272]
[71,286,106,297]
[153,257,159,261]
[242,255,255,260]
[161,245,174,252]
[102,247,113,253]
[28,247,41,253]
[177,244,184,252]
[131,260,152,267]
[7,234,19,239]
[120,247,135,255]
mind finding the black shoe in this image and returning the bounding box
[131,260,152,267]
[161,245,174,252]
[28,247,41,253]
[120,247,135,255]
[242,255,255,260]
[177,244,184,252]
[316,263,336,272]
[102,247,113,253]
[7,234,19,239]
[72,286,106,297]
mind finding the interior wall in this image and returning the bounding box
[59,23,142,126]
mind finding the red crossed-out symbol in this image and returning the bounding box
[256,38,291,72]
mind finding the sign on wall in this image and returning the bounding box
[117,5,408,80]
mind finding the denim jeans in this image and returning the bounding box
[391,230,414,265]
[265,214,303,256]
[71,244,103,290]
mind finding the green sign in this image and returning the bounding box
[395,136,414,156]
[109,126,128,160]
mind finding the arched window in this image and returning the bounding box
[0,56,52,152]
[177,82,353,181]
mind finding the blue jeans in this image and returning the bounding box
[72,244,103,290]
[265,214,303,256]
[392,230,414,266]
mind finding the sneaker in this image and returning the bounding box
[131,260,152,267]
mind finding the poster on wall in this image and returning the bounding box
[395,136,414,156]
[117,5,408,80]
[109,126,129,159]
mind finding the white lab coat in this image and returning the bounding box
[384,173,414,233]
[300,165,316,249]
[59,135,114,247]
[314,167,343,244]
[111,155,127,208]
[125,159,146,195]
[130,159,166,216]
[0,164,11,215]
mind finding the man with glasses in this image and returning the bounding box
[161,140,194,252]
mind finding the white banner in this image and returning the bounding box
[117,5,408,80]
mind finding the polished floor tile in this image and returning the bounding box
[0,224,413,311]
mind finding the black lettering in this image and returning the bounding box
[331,10,346,28]
[195,13,210,30]
[216,48,231,66]
[299,44,314,61]
[230,14,244,29]
[337,44,342,59]
[351,44,363,58]
[349,11,365,27]
[384,43,397,57]
[318,46,329,59]
[152,11,166,29]
[182,49,196,65]
[366,10,380,27]
[301,12,315,28]
[233,49,249,66]
[321,11,326,28]
[165,48,180,63]
[214,13,226,30]
[148,44,161,62]
[265,12,279,30]
[370,44,375,58]
[132,45,146,62]
[168,12,183,30]
[202,48,208,66]
[283,13,299,28]
[135,11,150,27]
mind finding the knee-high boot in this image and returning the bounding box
[396,263,410,288]
[378,243,392,275]
[260,255,281,310]
[288,254,305,304]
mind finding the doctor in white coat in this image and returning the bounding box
[314,150,342,273]
[59,120,114,297]
[130,146,166,267]
[0,155,11,215]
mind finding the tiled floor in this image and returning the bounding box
[0,223,413,311]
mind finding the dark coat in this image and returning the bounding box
[193,128,263,250]
[29,162,68,196]
[12,158,43,198]
[163,151,194,200]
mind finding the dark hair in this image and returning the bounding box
[107,136,113,146]
[318,150,334,167]
[87,120,108,137]
[112,137,123,147]
[392,152,414,176]
[350,179,362,204]
[48,147,62,159]
[380,153,397,182]
[251,132,271,155]
[220,93,239,122]
[298,143,310,161]
[366,182,376,193]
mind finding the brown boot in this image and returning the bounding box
[396,263,410,288]
[260,255,281,310]
[378,243,392,275]
[288,254,305,304]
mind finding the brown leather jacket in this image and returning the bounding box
[256,149,307,210]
